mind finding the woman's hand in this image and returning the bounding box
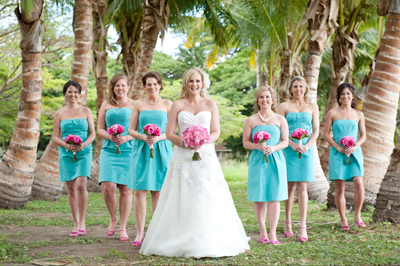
[256,142,267,152]
[66,143,80,152]
[264,145,276,156]
[298,144,310,154]
[110,135,128,146]
[336,145,346,155]
[145,135,159,146]
[289,142,301,153]
[345,144,358,155]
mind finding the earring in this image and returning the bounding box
[338,99,341,104]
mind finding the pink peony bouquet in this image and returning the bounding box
[290,128,310,159]
[107,124,124,154]
[340,136,356,165]
[64,134,82,162]
[182,125,210,161]
[143,124,161,158]
[253,131,271,163]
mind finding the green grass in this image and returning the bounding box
[1,160,400,265]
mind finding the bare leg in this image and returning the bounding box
[101,182,118,234]
[297,182,308,239]
[254,202,268,240]
[150,191,160,213]
[353,176,365,226]
[267,201,280,242]
[133,190,147,243]
[66,179,79,234]
[75,176,88,232]
[119,185,132,240]
[284,182,297,236]
[334,180,348,229]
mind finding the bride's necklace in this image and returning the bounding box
[258,111,273,123]
[146,97,161,105]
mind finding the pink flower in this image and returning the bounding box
[340,136,356,149]
[182,125,210,161]
[291,128,309,140]
[107,124,125,136]
[73,135,82,144]
[143,124,161,137]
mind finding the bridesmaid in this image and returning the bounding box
[97,74,135,241]
[323,82,366,230]
[52,80,95,237]
[278,76,319,242]
[128,71,173,247]
[243,86,289,245]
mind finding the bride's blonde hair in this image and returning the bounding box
[180,68,210,99]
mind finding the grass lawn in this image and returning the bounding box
[1,160,400,265]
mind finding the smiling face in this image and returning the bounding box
[290,80,306,99]
[339,87,354,105]
[258,90,272,110]
[186,73,203,96]
[144,77,161,97]
[65,86,80,103]
[113,78,129,99]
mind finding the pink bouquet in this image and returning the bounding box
[143,124,161,158]
[290,128,310,159]
[64,134,82,162]
[253,131,271,163]
[107,124,124,154]
[340,136,356,165]
[182,125,210,161]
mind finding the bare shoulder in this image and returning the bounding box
[127,98,136,108]
[100,100,111,110]
[311,102,319,112]
[172,99,185,108]
[355,109,364,119]
[274,112,286,122]
[54,107,64,118]
[82,106,92,115]
[163,99,173,108]
[205,98,217,108]
[244,113,257,124]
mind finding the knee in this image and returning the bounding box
[67,185,77,196]
[353,178,364,191]
[288,183,297,195]
[151,191,160,199]
[297,183,307,194]
[76,182,87,194]
[120,187,132,198]
[134,190,147,198]
[102,185,115,196]
[335,186,345,197]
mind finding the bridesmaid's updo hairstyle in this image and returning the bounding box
[336,82,357,109]
[253,86,277,114]
[142,71,164,91]
[288,76,309,103]
[180,68,210,99]
[63,80,81,95]
[108,74,129,106]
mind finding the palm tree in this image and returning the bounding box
[301,0,339,203]
[0,0,45,208]
[31,0,93,201]
[358,0,400,207]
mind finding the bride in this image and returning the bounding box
[140,68,250,258]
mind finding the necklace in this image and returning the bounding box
[258,111,273,123]
[146,97,161,105]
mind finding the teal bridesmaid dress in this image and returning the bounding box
[328,120,363,182]
[129,110,173,191]
[247,125,288,202]
[99,108,133,186]
[282,112,315,182]
[59,119,92,182]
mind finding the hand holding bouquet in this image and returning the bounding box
[143,124,161,158]
[253,131,271,163]
[340,136,356,164]
[107,124,124,154]
[64,134,82,162]
[182,125,210,161]
[290,128,310,159]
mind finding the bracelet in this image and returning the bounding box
[180,139,184,148]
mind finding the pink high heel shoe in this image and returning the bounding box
[299,227,308,242]
[284,222,293,238]
[131,236,145,247]
[119,230,129,241]
[106,218,118,236]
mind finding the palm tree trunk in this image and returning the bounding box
[131,0,169,100]
[278,48,291,103]
[372,132,400,223]
[0,1,45,208]
[358,3,400,206]
[31,0,93,201]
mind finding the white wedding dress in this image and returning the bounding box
[140,111,250,258]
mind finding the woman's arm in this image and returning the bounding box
[346,111,366,155]
[242,116,266,151]
[165,101,181,147]
[51,109,67,148]
[208,100,220,143]
[264,115,289,155]
[277,102,300,152]
[323,109,345,154]
[302,103,320,152]
[82,107,96,149]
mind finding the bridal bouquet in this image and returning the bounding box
[143,124,161,158]
[107,124,124,154]
[64,135,82,162]
[290,128,310,159]
[253,131,271,163]
[340,136,356,165]
[182,125,210,161]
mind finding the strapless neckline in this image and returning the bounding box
[177,110,211,137]
[178,110,211,117]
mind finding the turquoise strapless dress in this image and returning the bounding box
[247,125,288,202]
[129,110,173,191]
[328,120,363,182]
[99,108,134,185]
[58,119,92,182]
[282,112,315,182]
